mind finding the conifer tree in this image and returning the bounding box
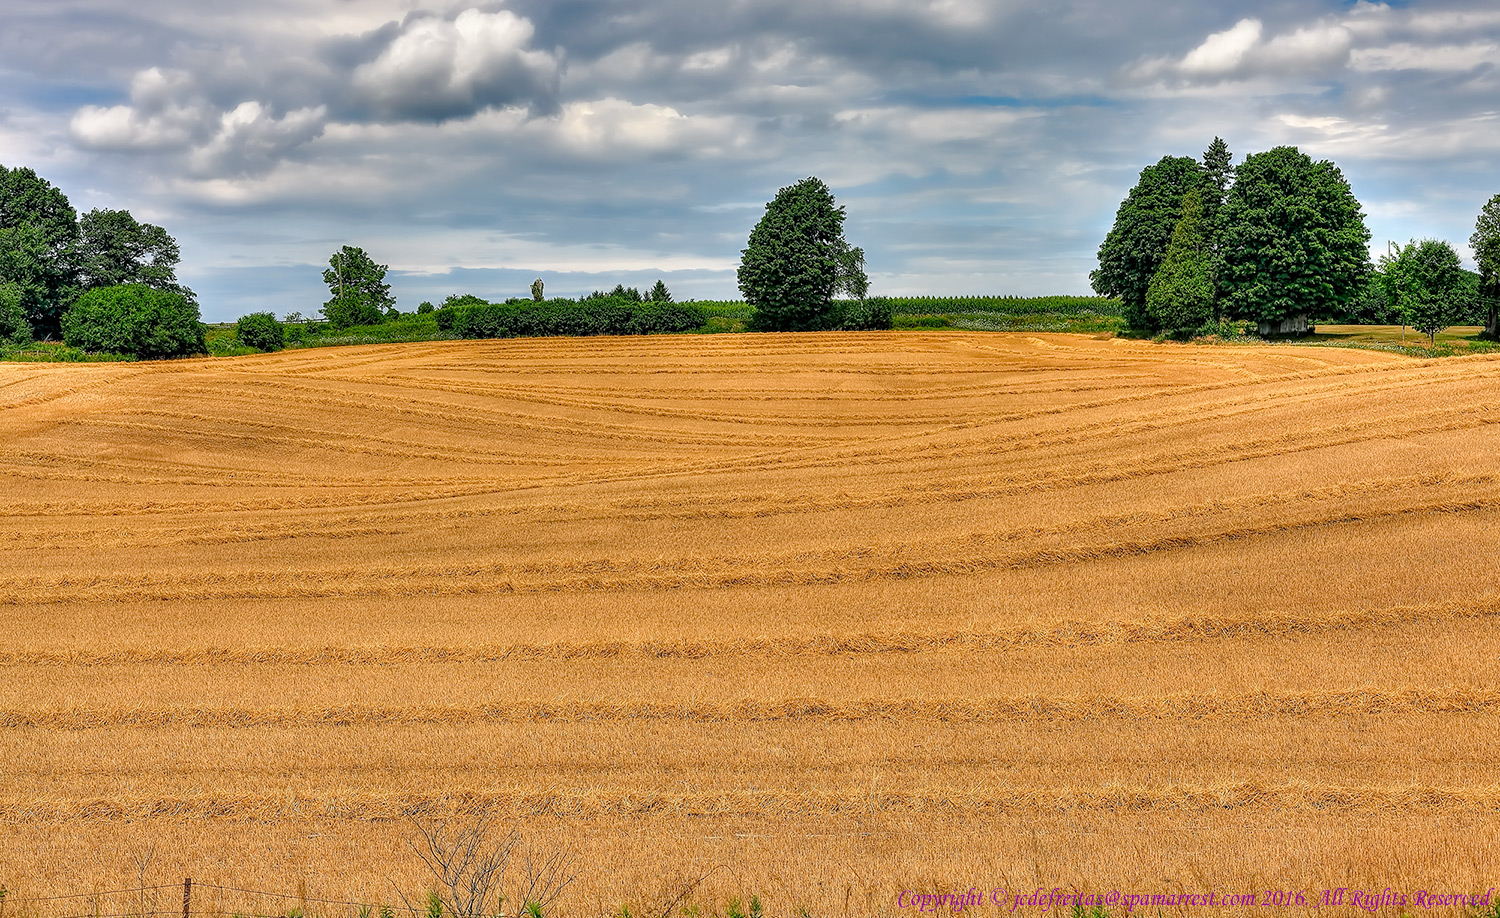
[1145,189,1215,336]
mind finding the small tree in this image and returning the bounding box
[1091,155,1206,333]
[1471,194,1500,336]
[62,284,206,358]
[738,176,861,331]
[1145,189,1215,336]
[1379,239,1467,345]
[530,278,545,302]
[322,245,394,328]
[649,279,673,303]
[236,312,284,352]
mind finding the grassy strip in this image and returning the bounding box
[0,340,135,362]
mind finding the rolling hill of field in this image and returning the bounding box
[2,332,1498,916]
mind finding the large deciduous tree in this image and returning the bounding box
[77,208,186,293]
[1145,189,1215,336]
[1471,193,1500,336]
[1378,239,1468,345]
[322,245,395,328]
[738,177,866,331]
[1091,156,1205,332]
[0,165,79,338]
[1219,146,1370,335]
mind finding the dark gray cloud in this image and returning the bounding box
[2,0,1499,320]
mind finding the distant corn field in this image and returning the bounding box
[2,332,1499,916]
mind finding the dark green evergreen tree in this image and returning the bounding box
[1200,137,1232,315]
[1090,156,1205,332]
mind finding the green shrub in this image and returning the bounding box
[235,311,284,351]
[62,284,206,358]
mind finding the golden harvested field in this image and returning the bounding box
[3,331,1500,917]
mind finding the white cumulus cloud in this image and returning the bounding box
[351,9,560,121]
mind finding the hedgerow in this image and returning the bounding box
[435,296,706,339]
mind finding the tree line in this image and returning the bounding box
[1093,139,1500,343]
[0,163,202,354]
[229,175,886,352]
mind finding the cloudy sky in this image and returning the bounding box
[2,0,1498,320]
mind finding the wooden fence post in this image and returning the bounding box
[182,878,191,918]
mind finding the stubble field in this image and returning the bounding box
[2,331,1499,917]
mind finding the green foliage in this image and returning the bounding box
[62,283,206,359]
[205,323,260,356]
[425,891,442,918]
[1379,238,1468,344]
[77,208,185,293]
[835,295,894,330]
[883,295,1123,317]
[0,280,31,344]
[0,223,60,339]
[1145,188,1216,335]
[739,176,861,331]
[1335,273,1400,324]
[322,245,395,328]
[531,278,545,302]
[417,301,435,314]
[1472,193,1500,333]
[1219,146,1371,327]
[235,311,284,352]
[293,312,441,347]
[437,296,706,339]
[442,293,489,310]
[834,239,869,301]
[1201,137,1233,286]
[1091,155,1206,331]
[649,279,673,303]
[0,164,79,338]
[586,284,644,303]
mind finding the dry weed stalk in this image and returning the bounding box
[398,814,574,918]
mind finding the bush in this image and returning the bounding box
[438,296,706,339]
[62,284,206,358]
[235,312,284,352]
